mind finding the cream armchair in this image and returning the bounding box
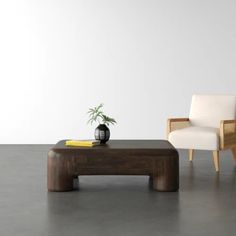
[167,95,236,172]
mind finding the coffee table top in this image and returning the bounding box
[52,140,177,155]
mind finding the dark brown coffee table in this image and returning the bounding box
[47,140,179,192]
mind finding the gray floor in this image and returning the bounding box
[0,145,236,236]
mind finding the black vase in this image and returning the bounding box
[94,124,110,144]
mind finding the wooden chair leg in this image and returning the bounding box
[212,151,220,172]
[189,149,194,162]
[231,147,236,162]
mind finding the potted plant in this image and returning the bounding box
[87,103,117,143]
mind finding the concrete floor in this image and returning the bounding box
[0,145,236,236]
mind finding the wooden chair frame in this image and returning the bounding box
[167,118,236,172]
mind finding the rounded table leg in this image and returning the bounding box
[152,156,179,192]
[47,150,75,192]
[73,177,79,190]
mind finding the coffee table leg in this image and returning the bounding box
[73,177,79,190]
[149,176,153,188]
[152,156,179,192]
[47,150,75,192]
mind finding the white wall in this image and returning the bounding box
[0,0,236,144]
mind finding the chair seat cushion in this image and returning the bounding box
[168,126,219,150]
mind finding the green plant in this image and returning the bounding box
[87,103,117,126]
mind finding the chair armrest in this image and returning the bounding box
[167,118,190,138]
[220,120,236,150]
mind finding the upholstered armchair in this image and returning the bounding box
[167,95,236,172]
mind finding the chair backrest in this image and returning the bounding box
[189,95,236,128]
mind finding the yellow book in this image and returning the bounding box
[65,140,100,147]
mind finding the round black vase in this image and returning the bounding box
[94,124,110,144]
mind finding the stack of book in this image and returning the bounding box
[65,140,101,147]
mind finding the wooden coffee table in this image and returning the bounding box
[47,140,179,192]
